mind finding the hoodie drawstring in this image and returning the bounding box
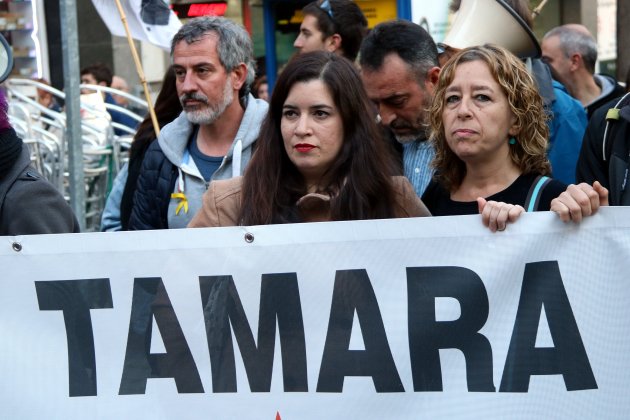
[232,139,243,177]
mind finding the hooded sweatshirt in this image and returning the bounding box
[128,94,268,230]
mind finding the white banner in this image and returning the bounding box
[91,0,181,51]
[2,209,630,419]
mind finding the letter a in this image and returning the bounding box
[500,261,597,392]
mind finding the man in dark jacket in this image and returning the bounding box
[0,94,79,235]
[576,93,630,205]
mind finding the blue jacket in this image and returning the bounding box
[104,93,138,136]
[547,81,588,185]
[530,59,586,184]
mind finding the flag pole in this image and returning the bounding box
[532,0,549,19]
[113,0,160,137]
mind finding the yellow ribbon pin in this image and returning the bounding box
[171,192,189,215]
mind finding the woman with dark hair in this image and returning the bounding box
[0,90,79,234]
[101,67,182,231]
[423,44,606,230]
[189,51,429,227]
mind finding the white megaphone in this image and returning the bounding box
[440,0,541,59]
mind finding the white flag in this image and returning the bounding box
[92,0,182,51]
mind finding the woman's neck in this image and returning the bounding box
[451,158,521,202]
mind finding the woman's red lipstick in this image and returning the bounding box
[295,143,316,152]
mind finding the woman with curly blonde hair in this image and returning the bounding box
[422,44,568,230]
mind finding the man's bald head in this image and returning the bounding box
[542,24,598,74]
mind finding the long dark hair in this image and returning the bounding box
[129,67,182,160]
[239,51,398,225]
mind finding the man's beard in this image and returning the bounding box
[391,109,429,144]
[389,95,431,144]
[181,80,234,125]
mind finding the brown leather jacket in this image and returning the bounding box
[188,176,430,228]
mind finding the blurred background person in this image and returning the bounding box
[35,78,62,113]
[189,51,430,228]
[81,63,138,136]
[111,75,130,107]
[293,0,367,62]
[252,75,269,102]
[542,24,625,119]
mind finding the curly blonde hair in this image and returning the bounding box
[429,44,550,191]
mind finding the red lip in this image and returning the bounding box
[295,143,316,153]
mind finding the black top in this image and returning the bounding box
[421,173,567,216]
[576,94,630,205]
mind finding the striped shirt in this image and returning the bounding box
[403,140,435,197]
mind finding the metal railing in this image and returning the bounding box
[5,78,148,231]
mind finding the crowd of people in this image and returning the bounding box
[1,0,621,236]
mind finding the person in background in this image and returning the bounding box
[34,78,62,132]
[188,51,430,228]
[359,20,440,197]
[111,75,130,107]
[293,0,367,62]
[252,75,269,102]
[35,78,62,113]
[542,24,625,119]
[127,16,268,230]
[0,89,79,235]
[80,63,138,136]
[575,90,630,205]
[421,45,602,231]
[101,67,182,231]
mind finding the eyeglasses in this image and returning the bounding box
[319,0,334,22]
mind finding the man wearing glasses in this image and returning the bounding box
[293,0,367,62]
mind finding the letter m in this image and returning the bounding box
[199,274,307,392]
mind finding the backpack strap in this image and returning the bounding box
[603,92,630,162]
[524,175,552,212]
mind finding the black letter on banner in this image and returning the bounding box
[316,269,403,393]
[119,277,204,394]
[35,278,113,397]
[199,274,307,392]
[500,261,597,392]
[407,266,494,392]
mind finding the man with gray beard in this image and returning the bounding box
[359,20,440,197]
[128,16,268,230]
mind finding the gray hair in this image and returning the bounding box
[171,16,256,96]
[544,25,598,74]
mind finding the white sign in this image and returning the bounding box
[411,0,452,43]
[2,209,630,418]
[597,0,616,61]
